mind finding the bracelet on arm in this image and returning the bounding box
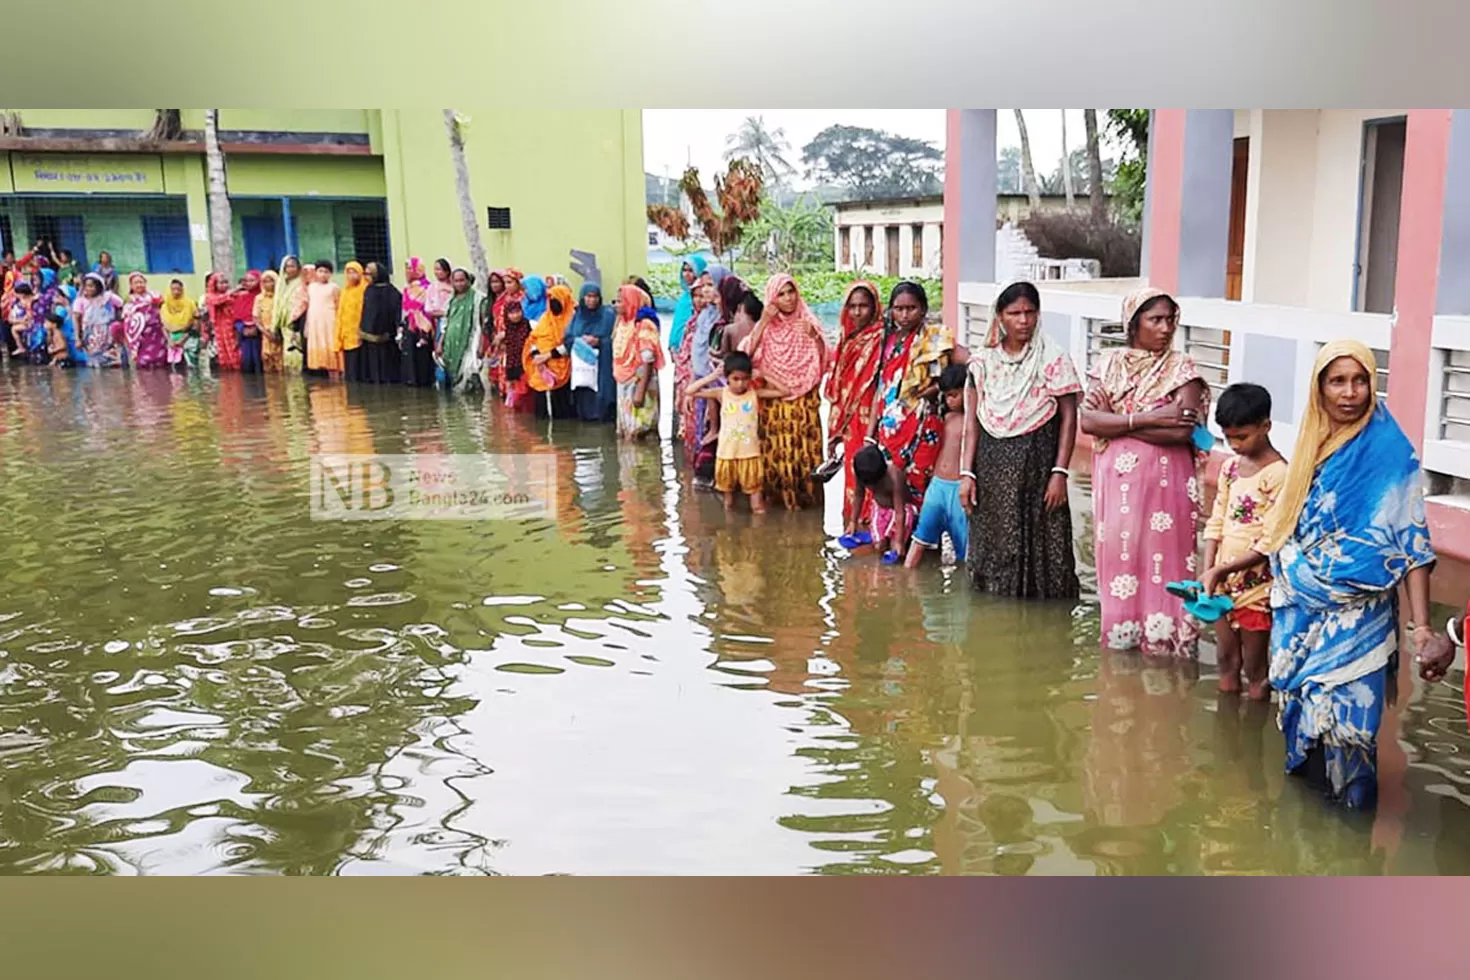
[864,436,878,446]
[1051,467,1071,479]
[1447,617,1464,648]
[960,470,977,481]
[1127,413,1135,431]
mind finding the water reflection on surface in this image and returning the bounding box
[1,365,1468,875]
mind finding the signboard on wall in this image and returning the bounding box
[10,154,165,194]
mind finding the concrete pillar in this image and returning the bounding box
[1436,110,1470,316]
[899,223,915,277]
[1142,109,1234,297]
[1388,109,1453,451]
[942,109,997,329]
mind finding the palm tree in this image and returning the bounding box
[1084,109,1106,219]
[724,115,796,186]
[1014,110,1041,210]
[1060,111,1075,209]
[145,109,182,142]
[203,110,235,277]
[443,110,490,286]
[443,110,491,389]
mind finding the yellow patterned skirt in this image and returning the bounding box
[759,389,823,510]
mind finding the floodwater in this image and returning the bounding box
[2,365,1469,876]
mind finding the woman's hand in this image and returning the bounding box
[582,334,598,347]
[959,475,977,513]
[1083,387,1112,413]
[1199,566,1224,597]
[1415,629,1456,684]
[633,383,647,408]
[1043,473,1068,512]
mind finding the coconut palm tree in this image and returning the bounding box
[724,115,797,186]
[203,110,234,277]
[1014,110,1041,210]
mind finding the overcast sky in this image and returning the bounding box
[641,110,1123,183]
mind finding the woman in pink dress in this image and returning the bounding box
[120,272,168,369]
[1080,287,1209,658]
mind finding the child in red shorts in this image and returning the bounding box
[1201,383,1286,701]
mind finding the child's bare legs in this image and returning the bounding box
[749,490,766,514]
[723,490,736,511]
[903,539,927,569]
[1215,619,1243,695]
[1240,629,1271,701]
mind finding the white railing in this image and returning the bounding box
[959,281,1394,460]
[1426,315,1470,481]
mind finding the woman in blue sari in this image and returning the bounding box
[1257,340,1440,809]
[669,254,708,354]
[565,281,617,422]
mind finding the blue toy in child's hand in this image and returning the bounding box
[881,550,901,565]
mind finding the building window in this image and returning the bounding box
[351,215,390,270]
[839,226,850,267]
[863,225,874,266]
[142,215,194,274]
[0,214,10,256]
[912,224,924,267]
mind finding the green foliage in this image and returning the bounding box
[724,116,797,186]
[1105,110,1149,224]
[737,194,832,273]
[800,125,943,200]
[645,262,942,309]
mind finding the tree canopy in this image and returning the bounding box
[801,124,943,201]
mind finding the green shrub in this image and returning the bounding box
[644,261,942,309]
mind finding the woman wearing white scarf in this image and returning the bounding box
[958,281,1083,599]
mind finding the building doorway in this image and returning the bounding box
[1225,137,1248,301]
[1355,117,1407,314]
[886,226,900,277]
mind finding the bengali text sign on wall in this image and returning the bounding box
[10,154,165,194]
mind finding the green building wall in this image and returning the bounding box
[0,109,646,297]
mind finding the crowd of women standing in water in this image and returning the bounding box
[3,245,1465,813]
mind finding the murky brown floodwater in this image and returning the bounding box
[1,364,1468,875]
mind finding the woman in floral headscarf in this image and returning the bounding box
[959,281,1083,600]
[612,283,664,440]
[740,273,829,510]
[254,271,283,373]
[1080,287,1208,658]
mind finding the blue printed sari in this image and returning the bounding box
[1268,406,1436,809]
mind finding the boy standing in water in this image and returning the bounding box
[686,351,787,513]
[906,365,970,568]
[1201,383,1287,700]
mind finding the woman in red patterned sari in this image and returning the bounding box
[825,280,884,544]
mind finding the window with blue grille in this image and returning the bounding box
[142,215,193,274]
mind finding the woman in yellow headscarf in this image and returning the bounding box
[524,281,575,419]
[159,278,200,372]
[336,261,368,382]
[1255,340,1439,810]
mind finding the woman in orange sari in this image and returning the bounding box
[826,280,884,544]
[524,282,576,419]
[612,283,664,440]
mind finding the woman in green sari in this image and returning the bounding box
[437,267,483,391]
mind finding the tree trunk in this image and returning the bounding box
[443,109,491,286]
[1060,111,1075,208]
[146,109,182,142]
[444,109,491,389]
[1014,110,1041,210]
[1085,109,1105,220]
[203,110,235,278]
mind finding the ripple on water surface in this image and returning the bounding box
[1,368,1469,875]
